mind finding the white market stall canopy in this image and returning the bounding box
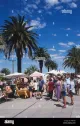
[77,75,80,78]
[30,71,44,78]
[47,70,66,75]
[6,72,26,79]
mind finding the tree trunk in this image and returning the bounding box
[75,67,80,74]
[17,57,22,73]
[39,60,43,73]
[48,67,49,72]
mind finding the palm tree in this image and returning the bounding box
[1,68,11,75]
[24,65,39,76]
[33,47,50,73]
[0,35,5,52]
[63,46,80,74]
[0,15,38,73]
[45,59,58,72]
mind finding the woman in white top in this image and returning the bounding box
[69,76,75,105]
[33,80,38,96]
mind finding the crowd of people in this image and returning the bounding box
[26,73,80,108]
[0,73,80,108]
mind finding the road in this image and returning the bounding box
[0,94,80,118]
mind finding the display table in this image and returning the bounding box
[16,87,30,98]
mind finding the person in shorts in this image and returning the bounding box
[38,76,45,99]
[33,80,38,97]
[61,77,67,108]
[68,75,75,105]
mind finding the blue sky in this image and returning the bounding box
[0,0,80,73]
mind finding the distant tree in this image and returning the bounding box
[63,46,80,74]
[45,59,58,72]
[24,65,39,76]
[0,35,5,52]
[1,68,11,75]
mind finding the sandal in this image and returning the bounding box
[71,103,74,105]
[62,105,66,108]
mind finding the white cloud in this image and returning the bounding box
[50,54,65,59]
[66,34,69,37]
[47,11,52,15]
[36,17,40,21]
[76,44,80,48]
[49,48,56,51]
[45,0,59,6]
[24,7,32,14]
[69,2,77,8]
[66,28,71,30]
[27,4,38,9]
[11,10,14,13]
[54,56,65,59]
[39,34,41,36]
[55,6,63,10]
[35,0,40,5]
[59,42,75,47]
[38,10,42,13]
[30,20,46,29]
[59,50,66,53]
[52,34,57,36]
[50,54,58,57]
[77,34,80,36]
[61,0,73,3]
[68,42,75,45]
[53,22,55,25]
[59,42,69,47]
[48,46,56,51]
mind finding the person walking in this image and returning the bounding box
[77,77,80,95]
[61,77,67,108]
[66,73,70,94]
[29,79,34,98]
[68,75,75,105]
[48,79,54,100]
[55,76,61,101]
[33,80,38,97]
[38,76,45,100]
[53,76,57,97]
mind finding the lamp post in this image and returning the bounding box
[9,59,16,73]
[35,57,45,73]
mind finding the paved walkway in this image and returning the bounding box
[0,94,80,118]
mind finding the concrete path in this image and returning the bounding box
[0,94,80,118]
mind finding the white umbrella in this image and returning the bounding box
[77,75,80,78]
[6,72,26,79]
[30,71,44,77]
[57,70,66,75]
[47,70,58,75]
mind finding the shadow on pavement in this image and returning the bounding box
[0,98,13,104]
[54,104,62,107]
[51,98,58,102]
[44,97,50,100]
